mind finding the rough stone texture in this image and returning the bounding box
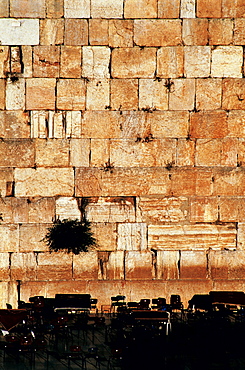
[19,224,50,252]
[222,79,245,110]
[89,19,109,46]
[33,46,60,78]
[171,169,213,196]
[0,139,34,167]
[26,78,56,110]
[37,252,72,281]
[125,251,153,280]
[91,222,117,251]
[124,0,157,18]
[213,168,245,196]
[64,19,88,46]
[10,0,45,18]
[176,139,195,166]
[139,79,168,110]
[35,139,70,167]
[109,20,133,47]
[157,47,184,78]
[46,0,64,18]
[111,79,138,110]
[64,0,90,18]
[70,139,90,167]
[0,0,9,17]
[195,138,238,167]
[184,46,211,78]
[0,224,19,252]
[156,251,179,280]
[73,252,99,280]
[60,46,81,78]
[91,0,123,18]
[196,78,222,110]
[180,251,207,279]
[219,197,245,223]
[190,111,228,139]
[209,19,233,45]
[211,46,243,78]
[5,78,25,111]
[10,252,36,280]
[82,46,110,79]
[197,0,222,17]
[40,19,64,45]
[168,79,195,110]
[190,197,219,223]
[182,19,208,45]
[149,111,189,138]
[86,79,110,110]
[0,19,39,45]
[0,46,10,78]
[0,253,10,280]
[57,79,86,110]
[117,223,147,251]
[180,0,196,18]
[158,0,180,18]
[106,251,124,280]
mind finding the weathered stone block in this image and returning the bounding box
[134,20,182,47]
[196,0,222,17]
[35,139,70,167]
[15,168,74,197]
[184,46,211,78]
[111,47,156,79]
[190,197,219,223]
[19,224,50,252]
[196,78,222,110]
[157,47,184,78]
[82,46,110,79]
[195,138,238,167]
[210,251,229,279]
[169,79,195,110]
[86,79,109,110]
[10,46,21,74]
[222,0,245,17]
[156,251,179,280]
[180,251,207,279]
[73,252,98,280]
[64,19,88,45]
[0,46,10,78]
[37,252,72,281]
[176,139,195,166]
[60,46,81,78]
[90,139,110,167]
[111,79,138,110]
[21,45,32,77]
[85,197,136,223]
[213,168,245,196]
[0,253,10,280]
[109,20,133,47]
[238,223,245,250]
[91,0,123,18]
[0,19,39,45]
[117,223,147,251]
[0,224,19,252]
[180,0,196,18]
[0,79,5,109]
[211,46,243,78]
[11,253,36,280]
[70,139,90,167]
[124,0,157,18]
[219,197,245,222]
[148,224,236,251]
[171,169,213,196]
[0,169,13,197]
[0,139,34,167]
[57,79,86,110]
[222,79,245,110]
[106,251,124,280]
[91,222,117,251]
[235,19,245,45]
[0,0,9,17]
[190,111,228,138]
[64,0,90,18]
[82,111,121,139]
[209,19,233,45]
[125,251,153,280]
[26,78,56,110]
[182,19,208,45]
[65,111,82,138]
[89,19,109,46]
[158,0,180,18]
[10,0,45,17]
[139,79,168,110]
[238,138,245,166]
[75,168,172,197]
[6,78,25,110]
[55,197,81,221]
[46,0,64,18]
[40,19,64,45]
[33,46,60,78]
[149,111,189,138]
[110,139,176,168]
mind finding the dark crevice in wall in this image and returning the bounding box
[178,250,181,279]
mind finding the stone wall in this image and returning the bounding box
[1,0,245,308]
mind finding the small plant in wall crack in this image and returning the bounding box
[101,160,114,173]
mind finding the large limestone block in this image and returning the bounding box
[180,0,196,18]
[0,46,10,78]
[0,253,10,280]
[136,197,188,224]
[37,252,73,281]
[40,19,64,46]
[158,0,180,18]
[0,111,30,138]
[196,0,222,17]
[117,223,147,251]
[109,20,133,47]
[89,19,109,46]
[190,197,219,223]
[26,78,56,110]
[0,139,34,167]
[46,0,64,18]
[73,251,99,280]
[139,79,168,110]
[55,197,81,221]
[209,251,230,279]
[125,251,153,280]
[33,46,60,78]
[111,47,157,79]
[228,111,245,138]
[148,224,236,251]
[196,78,222,110]
[64,0,90,18]
[181,251,207,279]
[10,0,45,17]
[124,0,157,18]
[176,139,195,166]
[106,251,124,280]
[157,47,184,78]
[86,79,109,110]
[134,20,182,47]
[82,46,110,79]
[195,138,238,167]
[91,222,117,251]
[6,78,25,110]
[222,0,245,17]
[211,46,243,78]
[219,197,245,223]
[35,139,70,167]
[222,79,245,110]
[168,79,195,110]
[110,139,176,168]
[171,168,213,196]
[19,224,50,252]
[0,0,9,17]
[91,0,123,18]
[10,252,36,280]
[0,224,19,252]
[75,168,172,197]
[90,139,110,167]
[70,139,90,167]
[0,19,39,45]
[209,19,233,45]
[148,111,189,138]
[182,19,208,45]
[84,197,135,223]
[213,168,245,196]
[26,197,55,223]
[156,250,179,280]
[64,19,88,46]
[111,79,138,110]
[190,111,228,138]
[60,46,81,78]
[15,168,74,197]
[184,46,211,78]
[57,79,86,110]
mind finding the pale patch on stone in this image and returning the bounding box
[70,139,90,167]
[211,46,243,78]
[0,224,19,252]
[91,0,123,18]
[0,19,39,45]
[82,46,110,79]
[125,251,153,280]
[180,0,196,18]
[106,251,124,280]
[6,78,25,110]
[156,251,179,280]
[139,79,168,110]
[64,0,90,18]
[117,223,147,251]
[86,79,110,110]
[184,46,211,78]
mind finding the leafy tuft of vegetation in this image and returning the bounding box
[43,218,96,255]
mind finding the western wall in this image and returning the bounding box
[0,0,245,309]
